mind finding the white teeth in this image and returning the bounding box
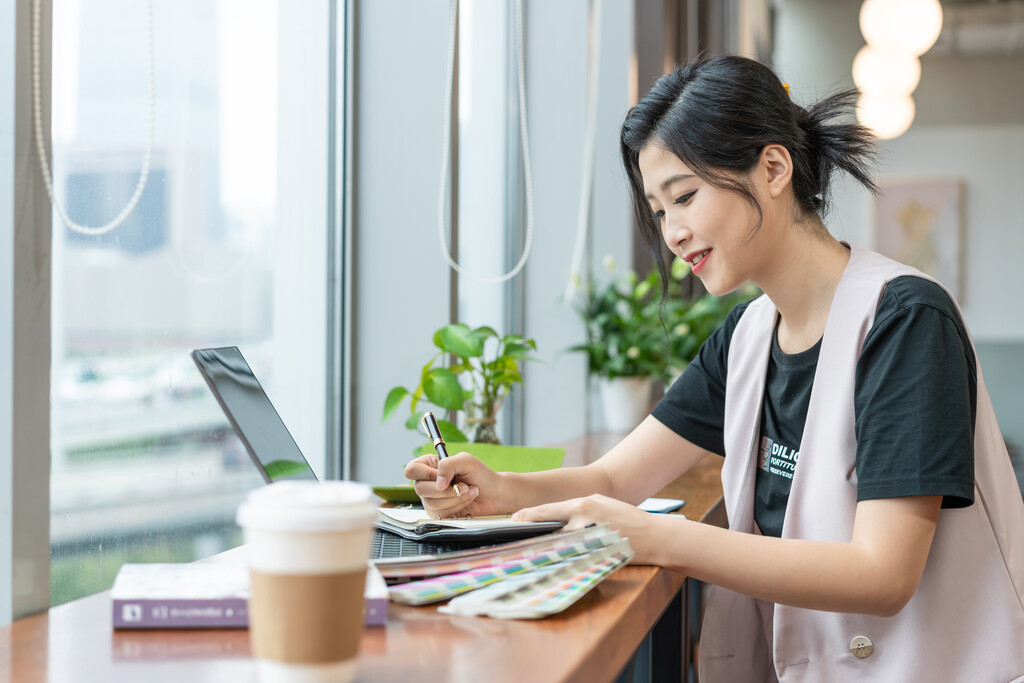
[690,249,709,265]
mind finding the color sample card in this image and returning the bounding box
[387,533,620,606]
[374,524,617,581]
[439,539,634,619]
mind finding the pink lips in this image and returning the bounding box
[691,249,711,275]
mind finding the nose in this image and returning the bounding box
[661,213,691,253]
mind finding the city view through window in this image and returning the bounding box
[48,0,330,605]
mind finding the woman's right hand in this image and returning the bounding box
[403,451,513,519]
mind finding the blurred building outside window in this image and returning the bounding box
[49,0,332,606]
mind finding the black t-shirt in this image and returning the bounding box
[652,276,977,537]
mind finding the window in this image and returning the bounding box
[48,0,334,606]
[456,0,518,444]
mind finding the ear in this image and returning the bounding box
[759,144,793,200]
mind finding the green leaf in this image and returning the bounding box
[420,352,442,382]
[503,343,533,359]
[670,257,691,280]
[634,279,652,301]
[423,368,466,411]
[436,418,468,443]
[438,323,485,358]
[405,412,424,431]
[493,370,523,386]
[381,386,409,423]
[264,460,314,482]
[474,326,499,339]
[410,384,425,412]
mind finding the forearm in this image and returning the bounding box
[650,515,920,617]
[500,417,711,512]
[501,462,614,512]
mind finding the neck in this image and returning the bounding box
[750,221,850,353]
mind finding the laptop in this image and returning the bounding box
[190,345,498,559]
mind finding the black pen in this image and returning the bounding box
[421,411,462,496]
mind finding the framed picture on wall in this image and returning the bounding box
[873,176,965,302]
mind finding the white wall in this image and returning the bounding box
[351,0,454,485]
[351,1,636,483]
[271,2,329,479]
[521,0,634,448]
[774,0,1024,337]
[773,0,1024,449]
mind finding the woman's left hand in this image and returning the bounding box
[513,494,667,566]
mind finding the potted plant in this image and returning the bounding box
[569,256,756,431]
[381,323,537,445]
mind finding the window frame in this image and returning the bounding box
[3,0,54,624]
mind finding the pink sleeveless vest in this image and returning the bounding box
[698,245,1024,682]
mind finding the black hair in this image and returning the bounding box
[620,54,879,292]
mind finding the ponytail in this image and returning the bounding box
[791,88,879,216]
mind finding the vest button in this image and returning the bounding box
[850,635,874,659]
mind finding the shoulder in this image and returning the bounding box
[863,275,976,378]
[875,276,962,328]
[712,298,756,355]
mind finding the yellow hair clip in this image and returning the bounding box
[782,83,791,98]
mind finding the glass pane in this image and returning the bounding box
[456,0,514,443]
[457,0,510,329]
[49,0,331,606]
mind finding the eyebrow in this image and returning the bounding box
[644,173,695,200]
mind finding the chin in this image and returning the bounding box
[701,280,738,298]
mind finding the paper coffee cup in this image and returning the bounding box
[236,480,378,683]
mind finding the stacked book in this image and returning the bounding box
[372,523,632,619]
[111,561,389,629]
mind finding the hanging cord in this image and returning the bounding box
[563,0,601,301]
[32,0,156,236]
[437,0,534,284]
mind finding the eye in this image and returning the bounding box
[674,191,697,206]
[652,209,665,221]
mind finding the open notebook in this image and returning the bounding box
[376,507,565,542]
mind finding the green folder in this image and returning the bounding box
[373,443,565,504]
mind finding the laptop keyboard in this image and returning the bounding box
[370,528,495,559]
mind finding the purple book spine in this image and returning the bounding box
[113,598,250,629]
[363,594,387,626]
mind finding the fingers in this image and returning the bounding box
[512,495,611,531]
[410,451,479,492]
[412,479,470,501]
[419,486,480,518]
[403,451,505,517]
[434,451,475,490]
[513,501,572,524]
[403,453,439,481]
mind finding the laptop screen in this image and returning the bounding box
[191,346,318,484]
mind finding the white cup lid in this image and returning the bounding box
[236,480,378,533]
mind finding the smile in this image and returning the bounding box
[689,249,711,274]
[688,249,710,266]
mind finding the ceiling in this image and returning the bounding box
[931,0,1024,55]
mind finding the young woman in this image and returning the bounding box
[403,55,1024,681]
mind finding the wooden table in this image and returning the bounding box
[0,433,724,683]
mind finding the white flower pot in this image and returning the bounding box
[598,376,656,433]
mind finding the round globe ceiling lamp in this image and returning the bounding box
[856,93,916,140]
[859,0,944,57]
[852,45,921,96]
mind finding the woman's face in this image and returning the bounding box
[638,143,763,296]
